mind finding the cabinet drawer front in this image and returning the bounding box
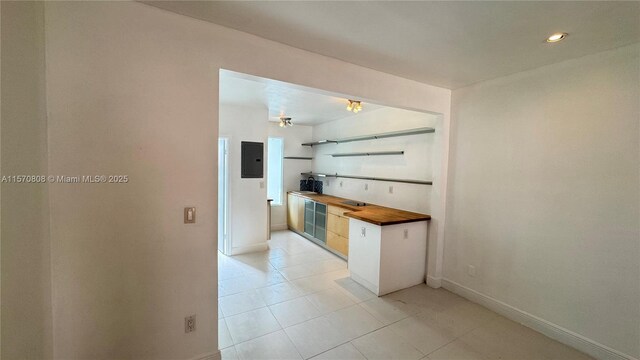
[327,231,349,257]
[327,213,349,238]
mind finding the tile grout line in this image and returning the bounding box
[419,315,494,358]
[302,317,418,360]
[220,269,352,347]
[349,340,369,360]
[304,298,424,359]
[264,302,306,360]
[219,232,359,358]
[275,308,308,360]
[219,263,346,299]
[230,327,285,353]
[220,277,353,320]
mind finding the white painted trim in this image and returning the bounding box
[434,111,450,283]
[441,279,638,360]
[426,275,442,288]
[218,136,231,255]
[188,350,220,360]
[231,242,268,255]
[270,223,287,231]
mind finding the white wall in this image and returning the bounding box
[1,2,53,359]
[312,107,439,214]
[312,107,448,287]
[267,122,313,230]
[445,44,639,359]
[219,104,269,254]
[45,4,219,358]
[42,2,451,359]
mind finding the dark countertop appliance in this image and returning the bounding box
[300,176,323,194]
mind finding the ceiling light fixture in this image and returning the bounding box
[546,32,568,43]
[346,100,363,113]
[279,116,292,127]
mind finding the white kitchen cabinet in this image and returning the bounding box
[348,218,428,296]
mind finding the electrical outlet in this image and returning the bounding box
[389,186,394,194]
[184,207,196,224]
[364,183,369,191]
[185,315,196,333]
[259,181,265,189]
[403,229,409,239]
[326,180,330,187]
[467,265,477,277]
[361,227,366,237]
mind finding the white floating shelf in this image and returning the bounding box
[301,172,432,185]
[302,127,434,147]
[330,151,404,157]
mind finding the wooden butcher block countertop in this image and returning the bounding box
[288,191,431,226]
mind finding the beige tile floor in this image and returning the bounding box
[219,231,593,360]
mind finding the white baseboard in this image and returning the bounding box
[270,224,288,231]
[426,275,442,288]
[231,242,268,255]
[351,272,380,296]
[189,350,220,360]
[441,279,637,360]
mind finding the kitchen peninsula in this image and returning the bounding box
[287,191,430,296]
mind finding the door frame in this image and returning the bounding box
[218,136,231,255]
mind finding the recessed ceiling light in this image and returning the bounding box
[546,33,568,43]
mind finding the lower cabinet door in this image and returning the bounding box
[304,200,315,236]
[287,194,298,230]
[314,203,327,242]
[296,197,305,233]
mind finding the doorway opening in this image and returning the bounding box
[216,69,444,356]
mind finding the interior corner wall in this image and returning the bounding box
[1,1,52,359]
[311,107,440,214]
[219,104,269,253]
[42,2,450,359]
[445,44,640,359]
[310,107,447,287]
[267,122,313,230]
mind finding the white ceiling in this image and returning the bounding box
[219,71,385,125]
[143,1,639,89]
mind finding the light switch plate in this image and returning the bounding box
[184,207,196,224]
